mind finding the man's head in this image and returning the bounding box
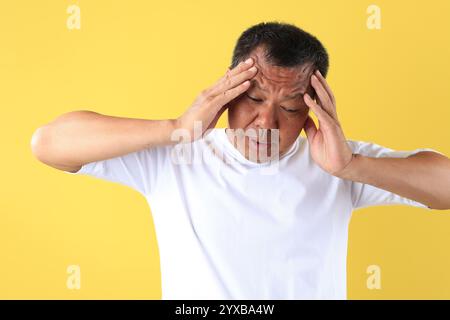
[225,21,329,163]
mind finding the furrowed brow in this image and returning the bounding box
[251,80,304,101]
[250,80,267,92]
[283,92,304,100]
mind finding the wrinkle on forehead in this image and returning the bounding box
[248,46,315,92]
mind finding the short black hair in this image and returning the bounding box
[230,21,329,77]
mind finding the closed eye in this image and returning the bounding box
[245,93,263,103]
[281,107,300,113]
[246,93,300,113]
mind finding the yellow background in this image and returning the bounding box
[1,0,449,299]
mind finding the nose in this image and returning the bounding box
[253,103,279,130]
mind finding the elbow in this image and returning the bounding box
[427,199,450,210]
[30,110,95,164]
[30,125,53,165]
[428,203,450,211]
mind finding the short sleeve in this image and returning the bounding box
[65,146,165,197]
[347,140,442,211]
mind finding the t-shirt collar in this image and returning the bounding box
[214,127,300,168]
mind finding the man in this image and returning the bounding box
[31,22,450,299]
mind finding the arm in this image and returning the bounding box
[31,111,177,173]
[31,58,258,173]
[335,151,450,210]
[303,69,450,211]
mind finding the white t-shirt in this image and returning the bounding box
[70,128,436,299]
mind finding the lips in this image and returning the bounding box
[246,131,272,145]
[249,137,270,145]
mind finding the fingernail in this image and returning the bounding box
[245,58,253,64]
[249,66,257,72]
[316,70,321,76]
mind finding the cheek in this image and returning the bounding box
[278,114,309,148]
[279,109,309,128]
[227,100,254,127]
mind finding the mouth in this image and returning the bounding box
[248,137,270,146]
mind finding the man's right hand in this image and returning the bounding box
[31,58,257,173]
[174,57,257,142]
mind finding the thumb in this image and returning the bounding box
[303,115,317,145]
[206,104,228,134]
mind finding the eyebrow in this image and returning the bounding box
[250,80,305,101]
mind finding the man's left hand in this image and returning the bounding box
[303,69,354,177]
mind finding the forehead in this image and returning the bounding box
[249,46,314,90]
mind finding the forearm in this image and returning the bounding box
[31,110,177,168]
[336,151,450,210]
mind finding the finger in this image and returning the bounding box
[315,70,336,106]
[208,68,231,92]
[311,74,337,120]
[206,104,228,133]
[303,115,318,145]
[211,79,251,108]
[209,58,253,90]
[228,57,254,77]
[304,92,335,126]
[208,58,255,96]
[210,65,257,98]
